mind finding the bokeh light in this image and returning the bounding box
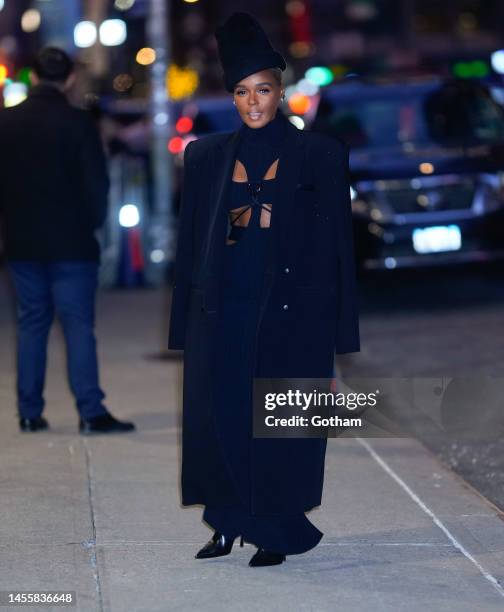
[21,9,41,33]
[288,92,311,115]
[100,19,127,47]
[168,136,184,154]
[119,204,140,228]
[166,65,199,100]
[491,50,504,74]
[176,116,193,134]
[136,48,156,66]
[114,0,136,10]
[4,82,28,108]
[419,162,434,175]
[0,64,8,86]
[113,73,134,92]
[305,66,333,87]
[288,115,305,130]
[74,21,97,48]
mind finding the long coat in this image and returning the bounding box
[168,115,360,515]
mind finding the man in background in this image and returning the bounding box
[0,47,135,435]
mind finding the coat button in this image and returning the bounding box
[284,267,290,273]
[282,304,289,310]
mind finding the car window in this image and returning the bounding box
[312,82,504,149]
[423,82,504,145]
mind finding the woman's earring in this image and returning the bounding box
[233,100,236,105]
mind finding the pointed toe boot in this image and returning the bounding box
[248,548,286,567]
[195,532,244,559]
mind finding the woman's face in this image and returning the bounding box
[233,69,284,129]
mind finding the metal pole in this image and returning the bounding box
[86,0,108,78]
[147,0,173,285]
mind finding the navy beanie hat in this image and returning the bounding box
[215,12,286,93]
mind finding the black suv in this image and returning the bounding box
[311,77,504,271]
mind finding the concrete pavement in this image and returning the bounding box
[1,284,504,612]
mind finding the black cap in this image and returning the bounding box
[215,12,286,93]
[33,47,74,82]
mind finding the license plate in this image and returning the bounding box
[412,225,462,254]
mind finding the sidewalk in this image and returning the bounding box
[1,286,504,612]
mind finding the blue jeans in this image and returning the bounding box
[8,261,107,420]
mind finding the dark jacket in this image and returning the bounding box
[0,84,109,261]
[168,116,360,514]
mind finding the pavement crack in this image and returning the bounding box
[82,438,104,612]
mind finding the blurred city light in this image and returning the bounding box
[136,47,156,66]
[0,1,4,12]
[288,92,311,115]
[166,65,199,100]
[100,19,127,47]
[176,116,193,133]
[491,50,504,74]
[114,0,136,10]
[119,204,140,228]
[150,249,165,263]
[305,66,333,86]
[154,112,168,125]
[168,136,184,154]
[288,115,305,129]
[453,60,489,78]
[297,77,319,96]
[419,162,434,175]
[112,73,134,92]
[21,9,41,33]
[74,21,97,48]
[0,64,8,86]
[16,67,32,87]
[3,82,28,107]
[183,0,200,3]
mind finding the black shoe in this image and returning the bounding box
[79,412,136,435]
[195,531,244,559]
[19,416,49,432]
[249,548,286,567]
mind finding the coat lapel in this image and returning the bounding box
[202,129,241,274]
[268,118,304,273]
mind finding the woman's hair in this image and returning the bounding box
[269,67,283,87]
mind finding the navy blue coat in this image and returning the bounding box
[168,117,360,515]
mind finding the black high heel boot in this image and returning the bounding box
[248,548,286,567]
[195,532,244,559]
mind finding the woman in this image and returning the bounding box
[168,12,360,567]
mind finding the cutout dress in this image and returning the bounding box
[202,110,323,554]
